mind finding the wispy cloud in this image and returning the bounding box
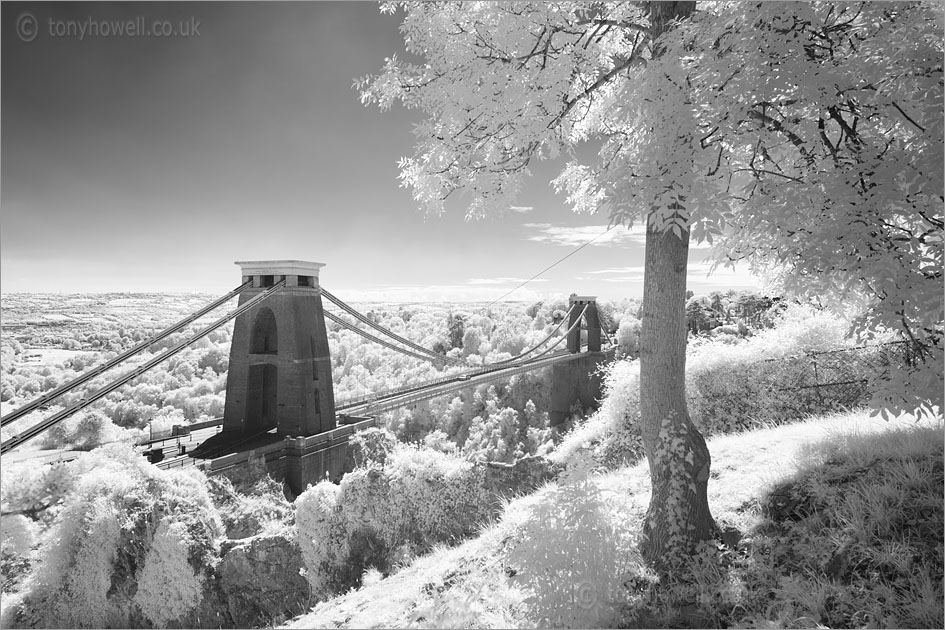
[524,223,712,249]
[337,284,550,303]
[508,205,534,214]
[593,266,646,283]
[523,223,640,247]
[467,277,549,285]
[589,260,760,290]
[600,276,645,283]
[588,266,646,275]
[686,261,760,291]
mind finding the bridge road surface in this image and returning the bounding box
[2,447,83,465]
[139,424,225,462]
[339,349,607,417]
[1,423,224,467]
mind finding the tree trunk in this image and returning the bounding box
[639,224,715,575]
[637,0,716,577]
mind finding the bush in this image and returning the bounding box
[348,427,398,468]
[41,409,139,451]
[1,461,76,526]
[295,444,494,600]
[555,304,891,468]
[1,515,39,594]
[686,303,892,433]
[206,472,293,540]
[2,444,222,629]
[501,457,637,627]
[133,520,204,627]
[552,360,645,470]
[616,316,642,359]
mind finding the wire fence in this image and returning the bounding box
[688,340,923,429]
[775,341,918,407]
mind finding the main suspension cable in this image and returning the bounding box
[1,280,252,428]
[321,288,463,365]
[1,281,285,454]
[324,310,452,365]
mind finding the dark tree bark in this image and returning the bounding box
[637,1,716,577]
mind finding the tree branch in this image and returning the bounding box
[890,101,926,133]
[576,18,649,35]
[737,168,804,183]
[550,54,644,129]
[827,105,862,147]
[747,108,814,165]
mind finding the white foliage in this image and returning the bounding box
[502,461,631,628]
[134,520,203,628]
[5,445,222,628]
[551,359,641,467]
[361,1,943,418]
[295,481,343,597]
[31,496,121,628]
[295,445,492,600]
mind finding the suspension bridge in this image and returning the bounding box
[1,260,613,493]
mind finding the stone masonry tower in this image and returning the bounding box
[566,294,602,353]
[551,294,605,426]
[222,260,336,438]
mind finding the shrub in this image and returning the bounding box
[295,481,344,597]
[40,409,137,451]
[27,495,122,628]
[206,473,293,540]
[552,359,644,470]
[3,444,222,629]
[686,303,892,433]
[1,515,39,594]
[133,520,204,627]
[501,457,638,628]
[555,304,889,469]
[295,444,494,601]
[348,427,398,468]
[616,315,642,359]
[1,461,77,526]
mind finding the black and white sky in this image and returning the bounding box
[2,1,760,301]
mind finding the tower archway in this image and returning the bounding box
[250,307,278,354]
[246,362,277,432]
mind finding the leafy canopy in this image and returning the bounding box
[359,1,943,416]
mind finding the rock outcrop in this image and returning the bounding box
[216,533,311,627]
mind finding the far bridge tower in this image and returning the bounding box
[551,294,607,426]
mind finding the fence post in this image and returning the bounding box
[810,354,825,408]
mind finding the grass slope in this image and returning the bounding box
[284,410,943,629]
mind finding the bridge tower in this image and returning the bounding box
[566,294,602,353]
[551,294,606,426]
[221,260,336,439]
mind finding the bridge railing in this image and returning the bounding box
[200,416,381,474]
[337,342,614,410]
[344,348,615,417]
[335,344,614,412]
[138,420,225,450]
